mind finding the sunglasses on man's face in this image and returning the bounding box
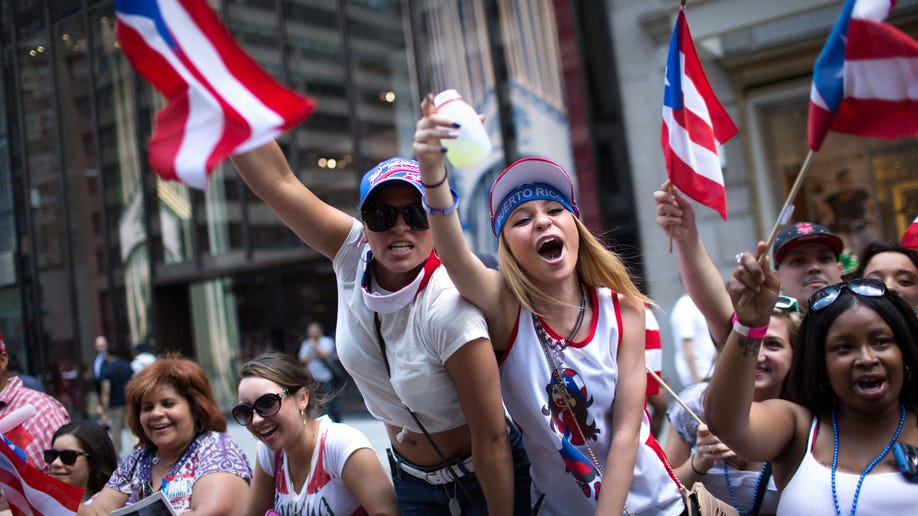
[361,204,429,232]
[43,449,90,466]
[232,388,293,426]
[808,278,887,312]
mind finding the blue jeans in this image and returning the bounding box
[389,422,531,515]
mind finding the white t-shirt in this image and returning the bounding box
[332,220,490,433]
[257,416,372,515]
[298,336,336,383]
[670,294,717,387]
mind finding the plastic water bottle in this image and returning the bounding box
[434,89,492,168]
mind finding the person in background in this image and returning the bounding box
[237,352,398,515]
[47,420,117,503]
[92,336,107,393]
[654,183,844,344]
[79,356,252,515]
[130,339,157,375]
[706,244,918,514]
[415,101,684,515]
[665,296,800,514]
[853,241,918,311]
[298,322,342,422]
[231,141,530,515]
[6,354,45,393]
[0,333,70,473]
[98,345,134,459]
[670,293,718,387]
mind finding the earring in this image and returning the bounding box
[300,408,307,426]
[195,419,204,433]
[906,365,912,383]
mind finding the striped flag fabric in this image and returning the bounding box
[661,8,738,220]
[903,214,918,249]
[0,434,83,515]
[808,0,918,151]
[115,0,316,188]
[644,306,663,397]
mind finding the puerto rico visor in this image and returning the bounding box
[489,157,579,235]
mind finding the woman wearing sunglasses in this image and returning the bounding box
[232,144,530,515]
[706,244,918,514]
[665,295,800,514]
[46,421,117,503]
[79,356,252,515]
[235,352,397,515]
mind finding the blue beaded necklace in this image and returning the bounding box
[722,460,769,515]
[831,403,906,516]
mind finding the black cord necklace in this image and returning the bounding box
[564,283,587,343]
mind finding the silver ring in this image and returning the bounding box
[735,253,743,264]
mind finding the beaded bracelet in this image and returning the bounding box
[421,167,448,188]
[422,189,460,216]
[731,314,769,339]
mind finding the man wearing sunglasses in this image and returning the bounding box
[0,333,70,475]
[232,143,530,515]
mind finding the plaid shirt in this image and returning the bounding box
[0,376,70,472]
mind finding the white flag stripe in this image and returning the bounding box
[678,52,715,129]
[845,57,918,100]
[852,0,893,21]
[645,348,662,372]
[662,107,725,185]
[118,12,219,186]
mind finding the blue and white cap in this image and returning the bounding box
[489,157,580,235]
[358,158,424,210]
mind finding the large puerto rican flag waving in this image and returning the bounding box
[808,0,918,151]
[661,8,738,220]
[0,434,83,515]
[115,0,316,188]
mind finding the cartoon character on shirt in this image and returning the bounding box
[542,368,601,496]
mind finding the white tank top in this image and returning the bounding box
[499,286,683,515]
[777,416,918,515]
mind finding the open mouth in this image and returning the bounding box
[856,376,885,393]
[256,425,278,440]
[538,237,563,260]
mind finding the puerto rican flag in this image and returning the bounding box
[644,306,663,397]
[903,214,918,249]
[661,8,738,220]
[0,435,83,516]
[808,0,918,151]
[115,0,315,188]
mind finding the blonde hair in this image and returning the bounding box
[497,217,650,315]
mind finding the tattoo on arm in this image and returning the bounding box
[737,336,761,358]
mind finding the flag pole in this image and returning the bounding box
[737,149,816,306]
[646,367,704,426]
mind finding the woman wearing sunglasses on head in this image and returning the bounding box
[46,421,117,503]
[706,243,918,514]
[665,295,800,515]
[235,352,397,516]
[231,143,530,515]
[78,356,252,515]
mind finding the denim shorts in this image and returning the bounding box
[388,421,532,515]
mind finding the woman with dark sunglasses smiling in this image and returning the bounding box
[47,420,117,503]
[706,245,918,514]
[235,352,397,516]
[232,143,530,515]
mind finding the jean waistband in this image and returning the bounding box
[390,448,475,485]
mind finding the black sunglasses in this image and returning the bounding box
[232,388,293,426]
[361,204,429,232]
[43,449,90,466]
[808,278,887,312]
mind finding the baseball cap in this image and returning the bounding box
[489,157,580,235]
[772,222,844,267]
[358,158,424,210]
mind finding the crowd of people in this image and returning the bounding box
[0,99,916,515]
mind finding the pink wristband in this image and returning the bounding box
[732,314,769,339]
